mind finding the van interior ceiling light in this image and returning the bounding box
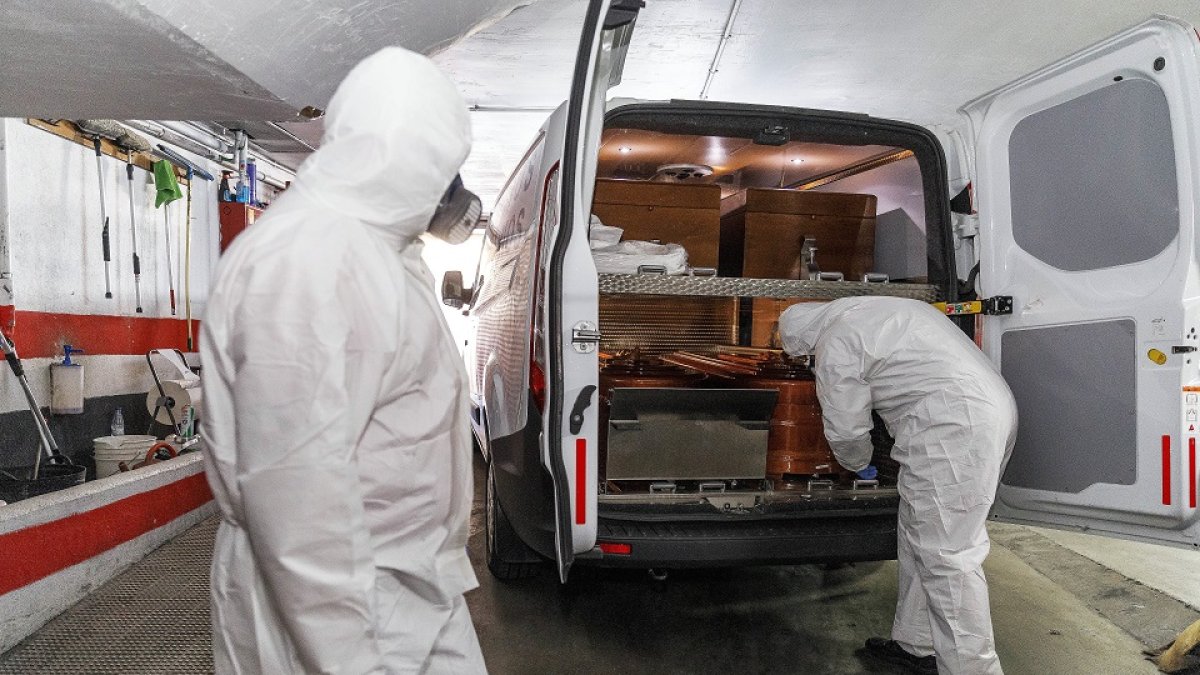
[619,146,632,154]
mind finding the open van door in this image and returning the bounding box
[543,0,642,581]
[964,16,1200,548]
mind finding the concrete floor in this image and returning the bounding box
[467,535,1161,674]
[1,454,1192,674]
[1034,526,1200,610]
[464,448,1165,674]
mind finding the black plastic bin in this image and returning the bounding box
[0,463,87,503]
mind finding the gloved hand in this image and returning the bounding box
[855,465,878,480]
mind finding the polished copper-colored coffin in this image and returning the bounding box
[731,363,840,478]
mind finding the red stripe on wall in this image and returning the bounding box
[575,438,587,525]
[0,305,14,334]
[5,309,197,358]
[1163,435,1172,506]
[1190,438,1197,510]
[0,473,212,595]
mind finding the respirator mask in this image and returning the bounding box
[427,174,482,245]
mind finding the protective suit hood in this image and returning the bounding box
[293,47,471,249]
[779,300,860,355]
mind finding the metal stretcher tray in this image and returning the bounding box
[597,274,940,301]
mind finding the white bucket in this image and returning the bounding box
[93,435,157,479]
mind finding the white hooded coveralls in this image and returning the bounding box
[780,297,1017,675]
[201,48,484,674]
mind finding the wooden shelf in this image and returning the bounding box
[26,118,188,183]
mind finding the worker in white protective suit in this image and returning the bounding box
[779,297,1017,675]
[201,47,486,674]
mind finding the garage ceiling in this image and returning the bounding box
[436,0,1200,209]
[3,1,1200,207]
[0,0,531,162]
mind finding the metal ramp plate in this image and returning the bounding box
[598,273,940,301]
[0,518,217,674]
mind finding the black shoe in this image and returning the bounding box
[863,637,938,675]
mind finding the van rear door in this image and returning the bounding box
[964,16,1200,548]
[544,0,642,581]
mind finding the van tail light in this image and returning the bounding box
[598,542,631,555]
[528,166,559,415]
[530,359,547,411]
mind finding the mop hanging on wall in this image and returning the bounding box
[155,145,215,350]
[153,159,183,315]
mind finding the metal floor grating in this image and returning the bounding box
[0,517,217,674]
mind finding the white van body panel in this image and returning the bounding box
[964,16,1200,548]
[469,120,561,443]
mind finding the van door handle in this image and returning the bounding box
[569,385,597,435]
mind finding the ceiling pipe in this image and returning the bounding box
[699,0,744,100]
[267,121,317,152]
[123,120,223,161]
[120,120,292,190]
[161,121,233,153]
[197,119,308,172]
[233,129,249,181]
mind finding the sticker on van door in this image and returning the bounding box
[1179,387,1200,508]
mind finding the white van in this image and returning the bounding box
[443,2,1200,582]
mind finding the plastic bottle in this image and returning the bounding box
[246,159,258,206]
[111,407,126,436]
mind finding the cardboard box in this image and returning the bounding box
[592,179,722,268]
[741,189,877,280]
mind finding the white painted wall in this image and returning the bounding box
[0,120,294,416]
[0,118,487,420]
[5,120,221,318]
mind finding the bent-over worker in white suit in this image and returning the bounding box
[780,297,1017,675]
[201,47,487,674]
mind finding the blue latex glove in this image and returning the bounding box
[856,465,878,480]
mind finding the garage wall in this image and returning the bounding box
[6,120,221,320]
[0,119,280,472]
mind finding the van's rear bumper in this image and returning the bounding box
[584,508,898,568]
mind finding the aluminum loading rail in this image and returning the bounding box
[597,274,940,302]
